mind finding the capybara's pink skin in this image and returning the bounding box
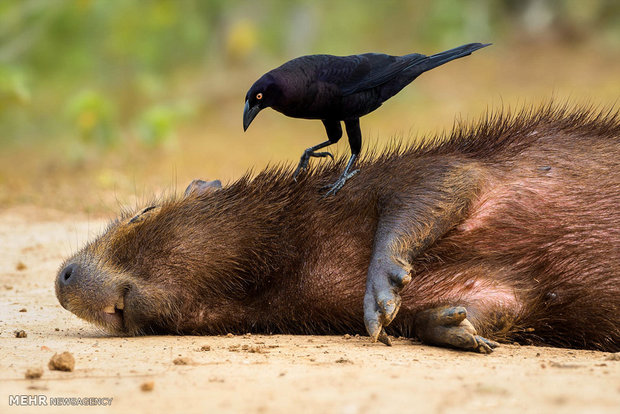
[56,105,620,352]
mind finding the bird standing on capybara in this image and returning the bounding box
[56,105,620,353]
[243,43,490,194]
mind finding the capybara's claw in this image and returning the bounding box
[415,306,500,354]
[364,256,412,345]
[377,328,392,346]
[474,336,499,354]
[478,336,499,349]
[364,320,392,347]
[364,298,382,341]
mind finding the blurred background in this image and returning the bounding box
[1,0,620,214]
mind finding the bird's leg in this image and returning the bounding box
[293,140,335,181]
[322,118,361,196]
[322,153,359,196]
[293,120,343,181]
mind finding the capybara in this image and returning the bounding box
[56,104,620,353]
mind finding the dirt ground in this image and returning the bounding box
[0,206,619,414]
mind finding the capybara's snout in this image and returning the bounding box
[55,258,129,333]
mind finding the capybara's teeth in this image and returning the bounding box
[115,297,124,310]
[103,305,115,314]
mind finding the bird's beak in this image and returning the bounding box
[243,100,261,131]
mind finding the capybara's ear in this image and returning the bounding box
[184,179,222,197]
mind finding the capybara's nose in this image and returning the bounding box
[59,263,78,287]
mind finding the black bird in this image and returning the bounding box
[243,42,490,195]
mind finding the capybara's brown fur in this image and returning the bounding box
[56,104,620,352]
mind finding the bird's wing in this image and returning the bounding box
[330,53,428,96]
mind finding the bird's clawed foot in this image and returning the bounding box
[363,255,412,346]
[321,169,359,196]
[415,306,500,354]
[293,149,334,181]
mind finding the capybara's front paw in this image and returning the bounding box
[415,306,500,354]
[363,256,412,346]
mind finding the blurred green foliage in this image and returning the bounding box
[1,0,619,150]
[66,89,116,147]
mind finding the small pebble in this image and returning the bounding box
[141,381,154,392]
[48,352,75,372]
[173,357,191,365]
[25,368,43,379]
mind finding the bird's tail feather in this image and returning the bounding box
[418,42,491,72]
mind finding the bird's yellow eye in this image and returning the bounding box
[256,93,263,100]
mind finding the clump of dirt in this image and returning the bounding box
[48,351,75,372]
[141,381,155,392]
[19,308,27,312]
[14,330,27,338]
[208,377,225,383]
[16,261,27,271]
[198,345,211,351]
[227,344,267,353]
[549,361,582,369]
[173,357,191,365]
[25,367,43,379]
[242,344,267,353]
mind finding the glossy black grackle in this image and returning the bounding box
[243,42,490,195]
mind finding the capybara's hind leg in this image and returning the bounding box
[415,306,499,354]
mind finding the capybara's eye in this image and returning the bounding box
[141,206,157,214]
[129,206,158,224]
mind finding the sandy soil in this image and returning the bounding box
[1,206,619,414]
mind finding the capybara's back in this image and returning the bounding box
[56,104,620,353]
